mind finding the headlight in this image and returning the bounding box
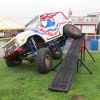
[12,39,19,48]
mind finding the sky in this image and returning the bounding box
[0,0,100,18]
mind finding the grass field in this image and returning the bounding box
[0,52,100,100]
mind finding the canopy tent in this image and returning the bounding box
[0,15,32,30]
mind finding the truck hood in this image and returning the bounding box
[15,30,45,45]
[14,30,47,45]
[16,30,34,38]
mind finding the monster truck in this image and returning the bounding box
[2,11,82,74]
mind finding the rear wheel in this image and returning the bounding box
[5,57,22,67]
[36,48,52,74]
[63,24,82,39]
[50,47,63,59]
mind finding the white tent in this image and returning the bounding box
[0,15,32,30]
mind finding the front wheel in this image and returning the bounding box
[63,24,82,39]
[5,57,22,67]
[36,48,52,74]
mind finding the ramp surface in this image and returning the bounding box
[49,35,85,92]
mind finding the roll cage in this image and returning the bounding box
[25,11,68,30]
[40,11,68,22]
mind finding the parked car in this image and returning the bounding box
[2,11,82,74]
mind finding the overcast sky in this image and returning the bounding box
[0,0,100,18]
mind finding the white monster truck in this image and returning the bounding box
[2,11,82,74]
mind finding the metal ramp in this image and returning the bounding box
[49,35,85,92]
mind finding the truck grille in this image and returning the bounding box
[2,39,19,54]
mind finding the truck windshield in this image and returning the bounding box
[25,15,40,31]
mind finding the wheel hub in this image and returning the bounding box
[45,54,50,67]
[54,48,60,55]
[70,27,78,34]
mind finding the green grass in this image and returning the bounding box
[0,52,100,100]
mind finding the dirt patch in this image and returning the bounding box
[71,95,85,100]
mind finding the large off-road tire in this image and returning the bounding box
[36,48,52,74]
[5,57,22,67]
[63,24,82,39]
[50,47,63,59]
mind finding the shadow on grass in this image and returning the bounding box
[12,60,39,75]
[1,59,62,75]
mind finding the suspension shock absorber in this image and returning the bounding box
[31,37,37,50]
[28,37,37,62]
